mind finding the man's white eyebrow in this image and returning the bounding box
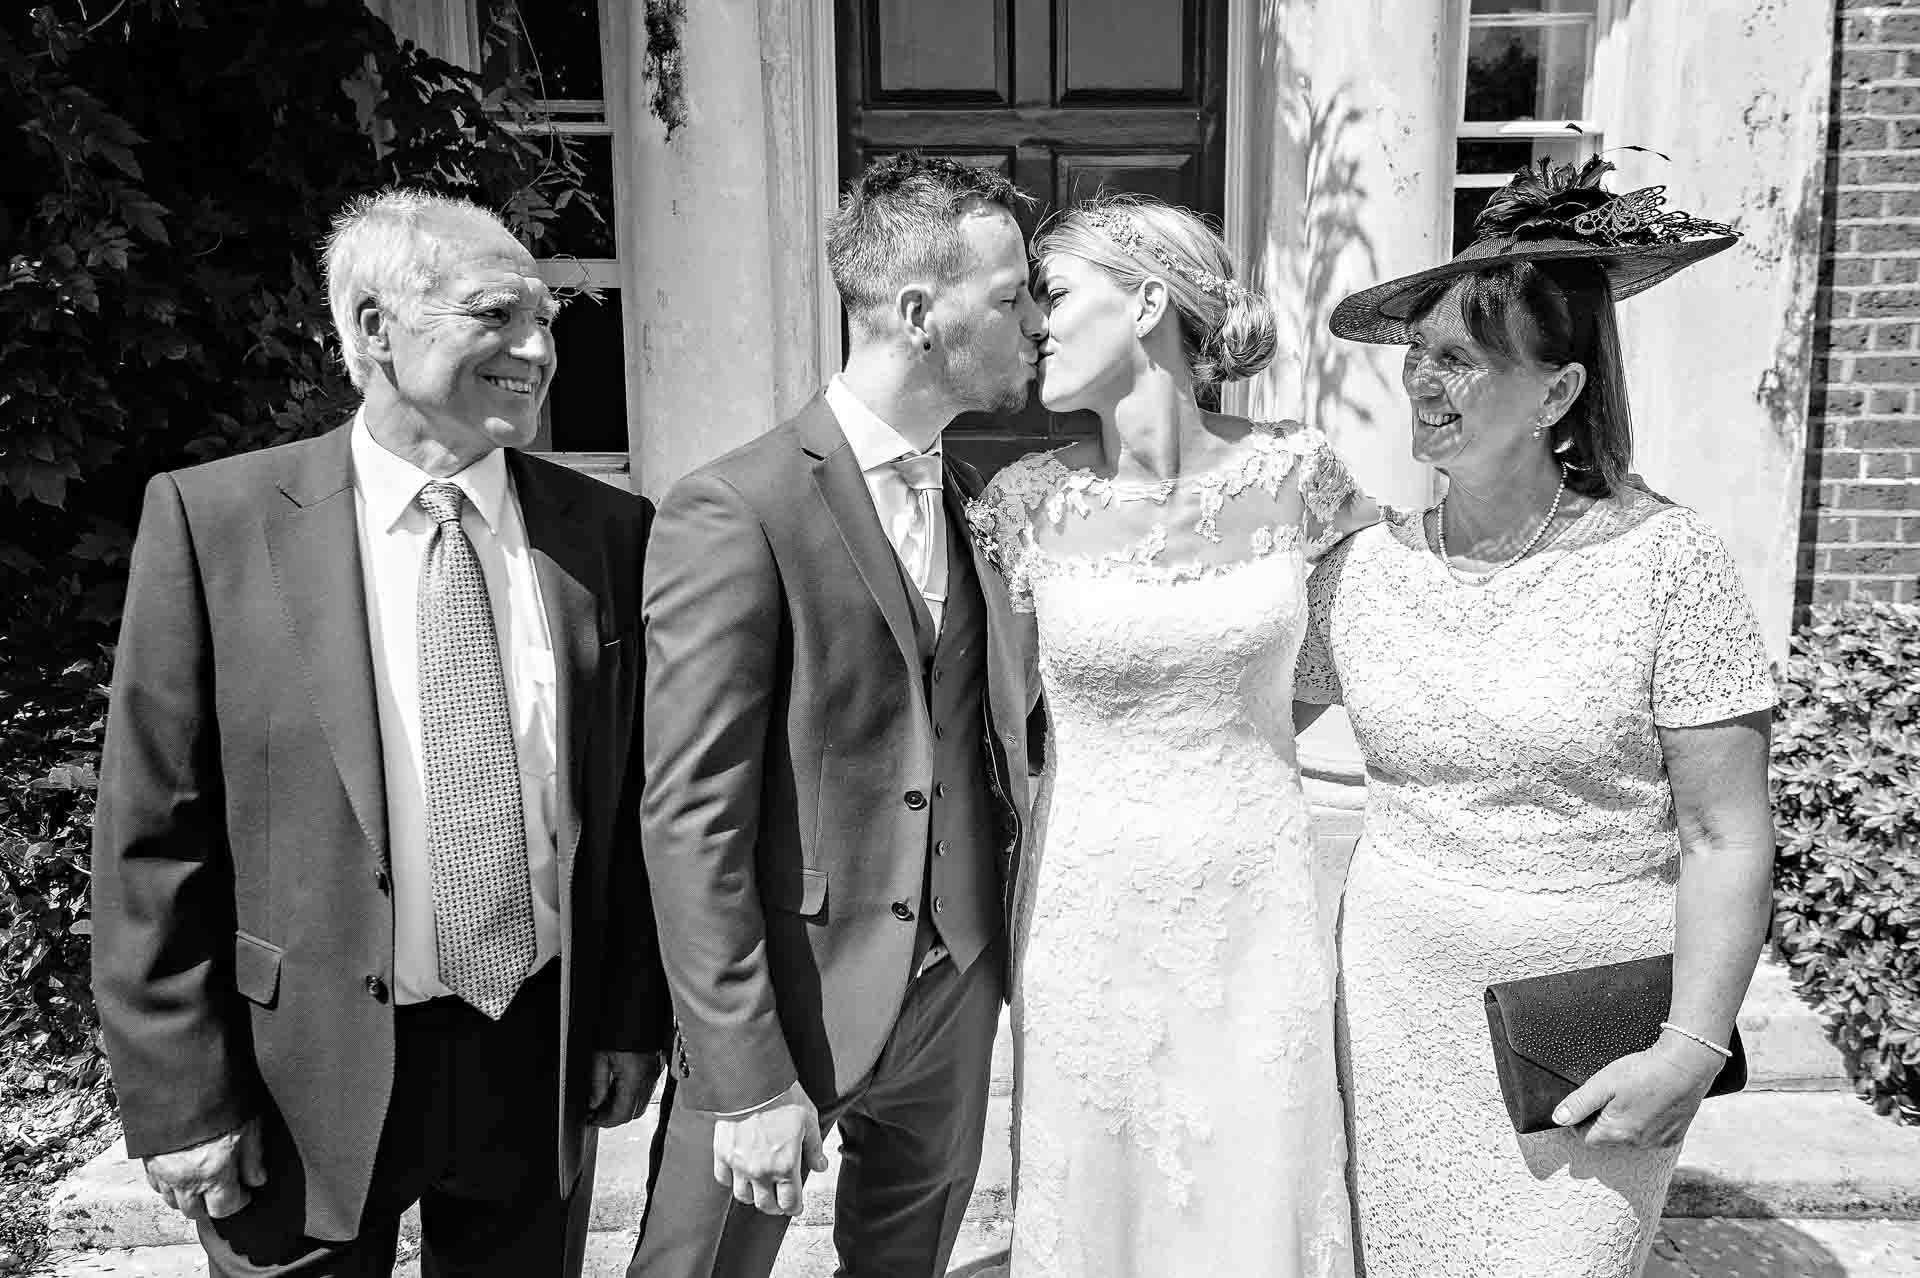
[458,284,560,318]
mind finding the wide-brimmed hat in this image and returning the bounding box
[1329,156,1739,345]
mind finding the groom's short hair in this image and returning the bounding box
[827,152,1029,330]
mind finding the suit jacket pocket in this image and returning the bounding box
[759,866,828,918]
[234,931,283,1008]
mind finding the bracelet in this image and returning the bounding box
[1659,1021,1733,1060]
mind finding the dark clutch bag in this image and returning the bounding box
[1483,953,1747,1135]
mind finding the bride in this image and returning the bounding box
[969,196,1373,1276]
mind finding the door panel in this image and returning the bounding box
[874,0,1007,99]
[1058,0,1191,99]
[839,0,1228,477]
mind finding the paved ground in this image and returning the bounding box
[45,1219,1920,1277]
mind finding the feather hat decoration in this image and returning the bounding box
[1330,153,1739,345]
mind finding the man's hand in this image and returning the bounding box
[143,1117,267,1221]
[585,1050,665,1128]
[711,1080,830,1217]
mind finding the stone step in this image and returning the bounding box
[1738,953,1852,1093]
[48,1217,1920,1278]
[47,1090,1013,1253]
[44,952,1877,1255]
[54,1084,1920,1263]
[46,1219,1015,1277]
[1668,1092,1920,1219]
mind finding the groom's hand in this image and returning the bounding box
[711,1080,830,1216]
[143,1116,268,1221]
[586,1049,665,1128]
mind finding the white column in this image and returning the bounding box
[1224,0,1459,798]
[1223,0,1456,513]
[621,0,839,499]
[1590,0,1831,658]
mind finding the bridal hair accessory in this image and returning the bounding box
[1080,208,1248,305]
[1330,154,1739,344]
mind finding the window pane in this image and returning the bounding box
[546,290,627,452]
[1471,0,1596,13]
[1454,187,1497,253]
[481,0,604,101]
[1464,23,1590,121]
[538,135,616,259]
[1457,139,1536,176]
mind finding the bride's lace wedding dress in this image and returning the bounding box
[970,422,1365,1278]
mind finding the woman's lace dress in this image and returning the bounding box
[971,422,1365,1278]
[1295,486,1777,1277]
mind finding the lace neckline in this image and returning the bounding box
[1383,484,1668,585]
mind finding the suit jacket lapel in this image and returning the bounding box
[944,466,1027,752]
[799,397,923,680]
[509,451,600,887]
[264,423,389,865]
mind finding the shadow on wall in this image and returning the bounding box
[1243,1,1395,445]
[1793,3,1851,624]
[1655,1176,1847,1278]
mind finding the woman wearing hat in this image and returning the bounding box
[1294,159,1778,1274]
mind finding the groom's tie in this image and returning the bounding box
[415,481,537,1021]
[890,451,948,629]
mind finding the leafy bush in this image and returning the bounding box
[0,0,598,1098]
[0,642,108,1094]
[1771,599,1920,1124]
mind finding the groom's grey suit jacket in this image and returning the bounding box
[639,394,1042,1115]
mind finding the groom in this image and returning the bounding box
[630,152,1045,1277]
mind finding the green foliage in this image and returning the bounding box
[1771,600,1920,1124]
[0,0,598,1092]
[0,643,108,1093]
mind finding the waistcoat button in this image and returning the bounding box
[891,900,915,921]
[905,790,927,809]
[364,976,389,1003]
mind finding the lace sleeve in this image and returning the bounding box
[1292,426,1378,557]
[967,454,1054,615]
[1649,510,1779,727]
[1293,534,1351,705]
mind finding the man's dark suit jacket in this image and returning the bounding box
[640,394,1041,1118]
[91,422,669,1241]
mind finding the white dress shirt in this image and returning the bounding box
[824,375,948,629]
[349,414,561,1005]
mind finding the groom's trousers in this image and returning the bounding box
[195,961,595,1278]
[627,944,1004,1278]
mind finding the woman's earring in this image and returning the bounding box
[922,338,933,352]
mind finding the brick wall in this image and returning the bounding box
[1805,1,1920,608]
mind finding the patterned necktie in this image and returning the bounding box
[890,452,948,625]
[414,481,536,1020]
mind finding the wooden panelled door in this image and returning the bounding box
[837,0,1228,476]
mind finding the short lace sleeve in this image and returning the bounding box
[1293,533,1352,705]
[968,452,1059,614]
[1290,425,1376,555]
[1649,509,1778,728]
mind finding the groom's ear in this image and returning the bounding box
[896,284,934,348]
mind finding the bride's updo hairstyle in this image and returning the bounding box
[1036,194,1277,387]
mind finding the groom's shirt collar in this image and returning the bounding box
[825,375,943,472]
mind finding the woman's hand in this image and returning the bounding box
[1552,1034,1727,1149]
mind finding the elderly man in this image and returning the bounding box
[92,189,667,1277]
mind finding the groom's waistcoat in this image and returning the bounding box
[900,501,1003,976]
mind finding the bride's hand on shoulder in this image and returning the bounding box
[1551,1037,1725,1149]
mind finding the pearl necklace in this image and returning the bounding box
[1435,463,1569,584]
